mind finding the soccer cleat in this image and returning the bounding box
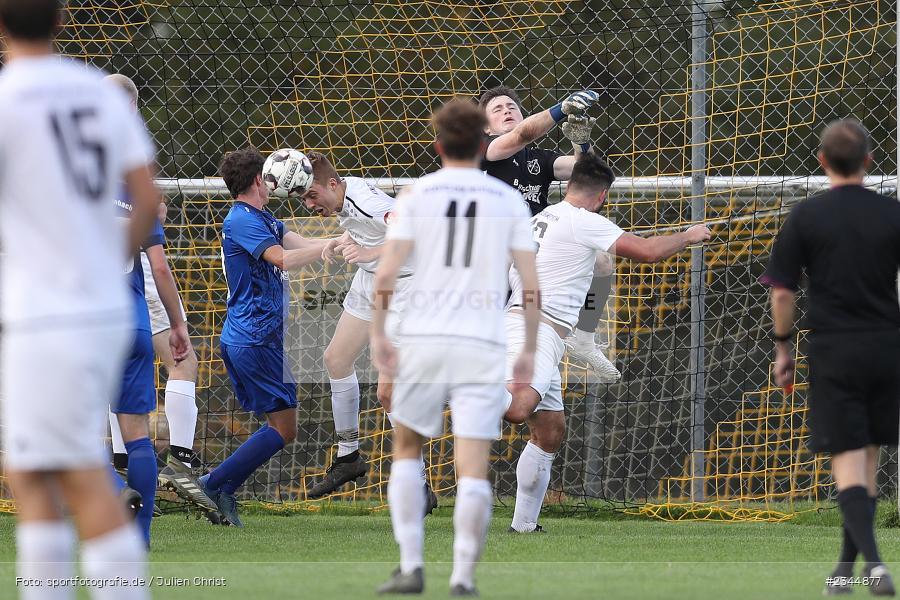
[507,524,545,534]
[863,564,896,597]
[158,455,221,514]
[306,453,368,499]
[424,483,438,517]
[450,584,479,597]
[215,492,244,528]
[564,338,621,383]
[198,474,227,526]
[120,486,143,520]
[377,567,424,595]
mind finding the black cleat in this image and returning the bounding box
[377,567,424,595]
[507,524,545,534]
[306,453,368,499]
[450,583,479,597]
[424,483,438,517]
[120,486,143,520]
[863,564,896,597]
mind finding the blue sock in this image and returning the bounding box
[125,437,157,547]
[206,425,285,495]
[107,463,126,494]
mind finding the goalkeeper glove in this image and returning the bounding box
[550,90,599,122]
[561,114,596,151]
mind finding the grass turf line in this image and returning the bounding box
[1,510,899,599]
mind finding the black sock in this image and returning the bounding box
[838,486,882,567]
[113,452,128,471]
[576,274,612,333]
[170,445,194,465]
[337,450,359,464]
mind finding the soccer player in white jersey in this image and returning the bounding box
[371,98,541,596]
[0,1,157,597]
[300,152,433,508]
[103,74,218,518]
[504,151,712,533]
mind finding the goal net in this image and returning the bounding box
[0,0,896,520]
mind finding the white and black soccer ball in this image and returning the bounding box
[262,148,314,198]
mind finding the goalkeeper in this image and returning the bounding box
[479,86,619,383]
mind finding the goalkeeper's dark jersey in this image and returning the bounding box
[481,135,561,216]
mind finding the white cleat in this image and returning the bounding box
[565,338,621,383]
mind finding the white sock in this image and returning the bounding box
[80,524,149,600]
[574,328,595,348]
[17,520,77,600]
[388,458,425,574]
[511,441,555,532]
[450,477,493,589]
[108,411,125,455]
[164,380,198,465]
[329,373,360,457]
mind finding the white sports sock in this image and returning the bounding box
[388,458,425,575]
[17,520,77,600]
[329,373,360,457]
[450,477,493,589]
[164,379,198,464]
[81,524,149,600]
[108,411,125,455]
[511,441,555,532]
[573,328,595,348]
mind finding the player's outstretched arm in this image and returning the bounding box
[124,164,163,255]
[263,231,331,271]
[509,248,540,388]
[371,238,415,377]
[146,244,191,362]
[485,91,599,162]
[610,225,711,263]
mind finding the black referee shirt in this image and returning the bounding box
[762,184,900,333]
[481,135,561,216]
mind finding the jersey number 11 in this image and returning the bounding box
[445,200,477,267]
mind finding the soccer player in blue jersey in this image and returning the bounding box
[110,194,190,545]
[200,147,331,527]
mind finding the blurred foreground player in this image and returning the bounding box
[0,0,158,597]
[199,148,329,527]
[372,98,541,596]
[763,120,900,596]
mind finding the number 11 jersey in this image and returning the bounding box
[386,167,535,347]
[0,56,155,329]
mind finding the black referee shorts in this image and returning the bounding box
[807,330,900,454]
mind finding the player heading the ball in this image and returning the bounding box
[371,97,541,596]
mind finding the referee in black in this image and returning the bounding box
[478,85,620,382]
[763,119,900,596]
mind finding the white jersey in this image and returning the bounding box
[509,201,624,331]
[339,176,411,275]
[0,56,154,330]
[387,167,535,347]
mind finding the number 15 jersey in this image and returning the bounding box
[0,57,154,329]
[386,167,535,347]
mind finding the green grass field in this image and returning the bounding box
[1,504,898,599]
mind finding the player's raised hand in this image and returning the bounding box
[561,90,599,116]
[371,333,398,378]
[169,321,191,363]
[510,350,536,393]
[685,224,712,244]
[561,115,596,146]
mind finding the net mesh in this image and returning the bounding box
[0,0,897,520]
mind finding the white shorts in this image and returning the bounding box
[2,323,130,471]
[342,268,411,335]
[141,252,186,336]
[391,341,507,440]
[504,312,566,413]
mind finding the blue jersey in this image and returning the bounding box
[220,202,288,348]
[116,195,165,332]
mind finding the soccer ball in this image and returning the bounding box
[262,149,314,198]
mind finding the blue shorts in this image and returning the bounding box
[113,328,156,415]
[220,342,297,415]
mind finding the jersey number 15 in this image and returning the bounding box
[49,107,108,202]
